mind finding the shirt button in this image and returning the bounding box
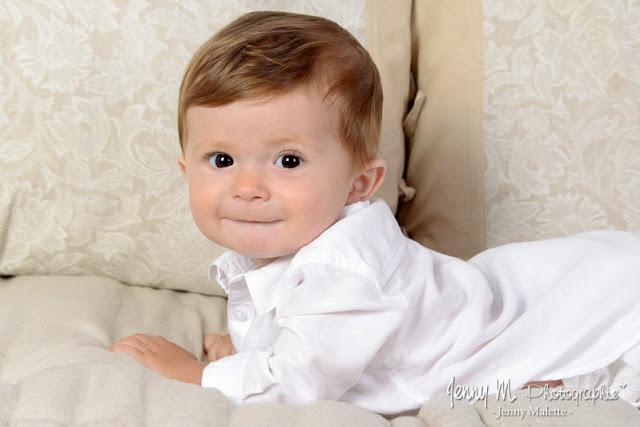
[232,309,248,322]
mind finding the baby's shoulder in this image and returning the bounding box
[290,200,411,286]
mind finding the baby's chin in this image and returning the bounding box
[218,229,324,265]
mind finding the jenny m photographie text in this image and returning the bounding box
[447,376,625,420]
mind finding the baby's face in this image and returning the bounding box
[179,89,359,267]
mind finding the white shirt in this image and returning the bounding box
[203,199,640,414]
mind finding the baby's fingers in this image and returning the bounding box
[203,334,236,362]
[110,334,153,361]
[203,334,224,352]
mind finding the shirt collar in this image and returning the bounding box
[209,251,294,315]
[245,254,293,314]
[208,251,256,293]
[291,198,404,285]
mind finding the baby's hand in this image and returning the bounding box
[110,334,206,385]
[204,334,237,362]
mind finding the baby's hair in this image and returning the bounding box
[178,11,383,170]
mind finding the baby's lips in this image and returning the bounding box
[224,217,281,224]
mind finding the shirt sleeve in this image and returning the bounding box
[201,351,252,404]
[201,263,405,405]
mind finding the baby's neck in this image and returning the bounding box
[253,257,277,268]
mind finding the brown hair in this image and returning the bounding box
[178,11,383,169]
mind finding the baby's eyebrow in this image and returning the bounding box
[260,130,303,142]
[188,131,322,157]
[254,134,310,150]
[190,138,236,152]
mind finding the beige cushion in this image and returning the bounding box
[397,0,487,260]
[366,0,412,214]
[0,0,411,295]
[3,275,640,424]
[0,275,390,425]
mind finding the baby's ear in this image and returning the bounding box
[178,155,187,179]
[347,158,387,204]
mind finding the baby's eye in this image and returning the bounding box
[275,154,302,169]
[209,153,234,168]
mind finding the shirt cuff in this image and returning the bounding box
[201,352,252,405]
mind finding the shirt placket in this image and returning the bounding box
[227,277,256,351]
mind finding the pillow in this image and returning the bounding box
[0,0,411,295]
[483,0,640,247]
[397,0,487,260]
[365,0,412,214]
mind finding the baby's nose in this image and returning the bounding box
[232,168,269,201]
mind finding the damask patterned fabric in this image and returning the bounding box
[483,0,640,247]
[0,0,410,295]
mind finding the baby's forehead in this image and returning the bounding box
[188,86,337,122]
[223,84,332,109]
[184,90,344,147]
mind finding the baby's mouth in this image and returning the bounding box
[226,218,281,224]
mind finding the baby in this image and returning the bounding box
[111,11,640,415]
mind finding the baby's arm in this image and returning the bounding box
[201,265,405,405]
[110,334,206,385]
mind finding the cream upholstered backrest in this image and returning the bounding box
[5,0,636,290]
[481,0,640,248]
[0,0,412,295]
